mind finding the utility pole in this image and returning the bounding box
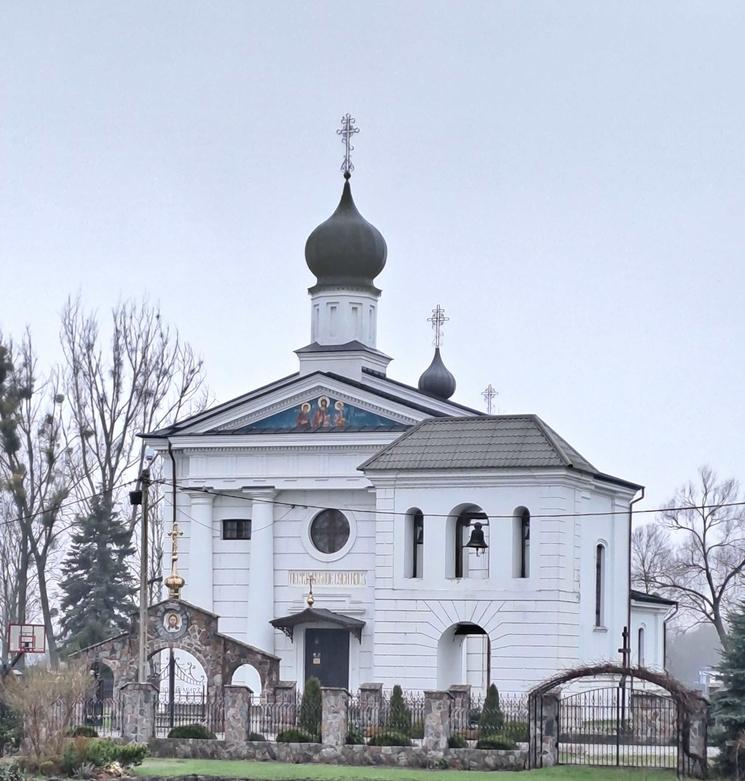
[138,467,150,684]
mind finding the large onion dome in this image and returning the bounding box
[418,348,457,400]
[305,179,387,292]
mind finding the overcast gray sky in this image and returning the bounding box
[2,1,743,512]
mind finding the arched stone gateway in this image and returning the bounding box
[527,664,708,778]
[70,600,281,700]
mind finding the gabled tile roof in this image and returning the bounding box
[359,414,641,490]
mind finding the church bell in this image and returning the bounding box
[464,521,488,555]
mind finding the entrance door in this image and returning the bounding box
[304,629,349,688]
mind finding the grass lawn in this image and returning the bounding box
[135,758,677,781]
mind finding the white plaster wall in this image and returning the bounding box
[631,604,668,671]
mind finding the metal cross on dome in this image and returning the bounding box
[337,113,360,179]
[168,522,183,574]
[427,304,449,348]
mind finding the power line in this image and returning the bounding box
[0,479,139,529]
[155,479,745,522]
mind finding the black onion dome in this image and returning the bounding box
[305,179,387,292]
[418,348,456,400]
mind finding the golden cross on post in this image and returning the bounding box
[427,304,449,348]
[337,113,360,179]
[306,575,315,608]
[164,522,185,599]
[482,384,498,414]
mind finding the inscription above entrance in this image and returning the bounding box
[288,570,367,587]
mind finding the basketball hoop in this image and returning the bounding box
[8,624,46,654]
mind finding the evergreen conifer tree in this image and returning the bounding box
[479,683,504,735]
[714,604,745,778]
[58,496,136,651]
[388,684,412,735]
[299,676,322,737]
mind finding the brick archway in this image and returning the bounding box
[70,599,281,699]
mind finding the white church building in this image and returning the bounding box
[144,161,674,696]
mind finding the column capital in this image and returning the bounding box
[241,486,277,500]
[183,487,215,503]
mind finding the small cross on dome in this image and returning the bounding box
[337,113,360,179]
[427,304,449,348]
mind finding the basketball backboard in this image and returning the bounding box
[8,623,46,654]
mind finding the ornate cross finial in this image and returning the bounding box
[427,304,449,348]
[482,384,498,414]
[337,113,359,179]
[164,522,185,599]
[306,575,315,608]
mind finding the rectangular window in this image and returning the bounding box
[222,519,251,540]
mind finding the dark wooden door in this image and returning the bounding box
[304,629,349,688]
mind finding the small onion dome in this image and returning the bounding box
[305,179,387,292]
[418,348,457,400]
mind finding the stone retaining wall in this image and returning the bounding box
[148,738,527,771]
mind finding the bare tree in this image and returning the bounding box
[60,297,205,527]
[631,522,674,595]
[0,333,70,667]
[636,467,745,646]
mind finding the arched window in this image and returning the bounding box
[453,508,488,579]
[405,509,424,579]
[638,627,646,667]
[595,543,606,627]
[513,507,530,578]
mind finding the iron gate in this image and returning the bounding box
[558,683,679,770]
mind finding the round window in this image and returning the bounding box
[310,509,350,554]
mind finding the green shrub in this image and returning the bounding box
[60,738,148,775]
[345,729,364,745]
[37,759,58,776]
[387,685,412,736]
[502,719,528,742]
[476,734,517,750]
[68,727,98,738]
[247,732,266,742]
[276,728,317,743]
[409,719,423,739]
[166,724,216,739]
[368,731,411,747]
[299,677,322,737]
[0,762,25,781]
[448,734,468,749]
[479,684,504,734]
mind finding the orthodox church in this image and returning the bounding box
[144,128,674,696]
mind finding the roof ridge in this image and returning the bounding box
[537,417,597,472]
[358,418,430,470]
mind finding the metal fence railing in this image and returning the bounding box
[347,690,426,745]
[451,692,529,745]
[154,693,225,738]
[247,691,322,741]
[52,697,122,738]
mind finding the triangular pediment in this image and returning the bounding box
[206,379,416,435]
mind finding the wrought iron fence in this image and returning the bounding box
[557,684,678,769]
[154,692,225,738]
[54,697,122,738]
[450,691,528,746]
[347,690,426,745]
[247,691,323,741]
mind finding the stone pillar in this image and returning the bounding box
[683,700,709,779]
[423,690,452,751]
[359,682,383,728]
[246,489,276,652]
[120,683,157,743]
[448,684,471,734]
[186,491,214,611]
[537,690,560,767]
[224,685,253,744]
[268,680,297,730]
[321,687,349,747]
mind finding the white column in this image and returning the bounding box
[246,489,276,653]
[186,491,214,611]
